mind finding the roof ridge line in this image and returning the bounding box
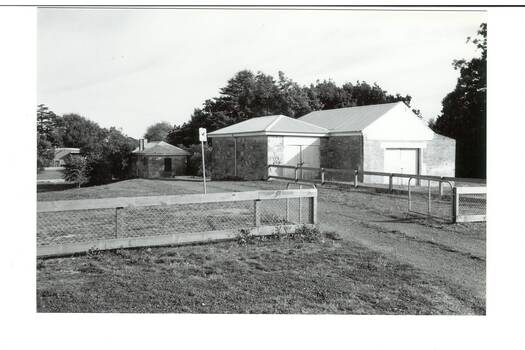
[291,115,330,132]
[264,115,284,131]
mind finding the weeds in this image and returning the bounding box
[236,229,254,245]
[289,225,322,243]
[324,231,342,241]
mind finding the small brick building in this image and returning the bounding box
[208,115,328,180]
[130,140,190,179]
[208,102,455,183]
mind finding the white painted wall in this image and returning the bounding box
[363,103,434,141]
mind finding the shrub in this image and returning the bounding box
[236,229,254,245]
[289,225,322,243]
[62,155,90,188]
[182,144,212,176]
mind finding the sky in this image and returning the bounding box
[38,8,486,139]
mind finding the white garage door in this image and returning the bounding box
[282,138,320,180]
[384,148,419,185]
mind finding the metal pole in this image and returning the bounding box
[201,141,207,194]
[321,168,325,185]
[354,170,358,188]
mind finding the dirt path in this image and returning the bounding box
[161,179,485,302]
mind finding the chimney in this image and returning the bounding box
[139,139,145,151]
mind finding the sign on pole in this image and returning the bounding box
[199,128,207,142]
[199,128,207,194]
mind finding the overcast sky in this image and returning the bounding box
[38,8,486,139]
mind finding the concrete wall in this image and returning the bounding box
[211,136,268,180]
[363,135,455,183]
[131,155,187,178]
[421,133,455,177]
[320,135,363,181]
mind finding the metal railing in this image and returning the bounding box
[268,164,485,192]
[37,189,318,257]
[408,177,454,222]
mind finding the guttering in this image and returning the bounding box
[208,131,330,138]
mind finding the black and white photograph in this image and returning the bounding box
[35,6,487,314]
[3,2,525,350]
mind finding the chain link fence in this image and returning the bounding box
[454,186,486,222]
[37,189,317,256]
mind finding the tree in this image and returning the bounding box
[37,134,54,171]
[83,127,137,185]
[37,104,61,171]
[181,143,212,176]
[165,69,419,146]
[37,104,62,146]
[62,155,90,188]
[144,121,173,141]
[430,23,486,178]
[59,113,107,153]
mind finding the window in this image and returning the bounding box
[164,158,172,172]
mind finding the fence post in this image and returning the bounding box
[254,199,261,227]
[115,207,124,238]
[298,185,302,223]
[115,207,119,238]
[389,174,394,192]
[408,178,413,212]
[310,194,318,225]
[294,167,299,182]
[321,168,325,185]
[452,187,458,223]
[354,169,358,188]
[285,197,289,223]
[439,177,444,198]
[427,181,432,217]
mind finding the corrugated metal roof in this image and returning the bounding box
[132,141,191,156]
[208,115,328,136]
[299,102,402,132]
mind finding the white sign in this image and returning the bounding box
[199,128,207,142]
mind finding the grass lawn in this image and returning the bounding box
[37,233,484,314]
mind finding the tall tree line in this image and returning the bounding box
[165,71,418,146]
[430,23,487,178]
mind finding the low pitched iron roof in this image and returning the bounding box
[208,115,329,137]
[299,102,402,132]
[54,148,80,160]
[132,141,191,156]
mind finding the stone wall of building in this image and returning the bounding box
[210,138,236,180]
[235,136,268,180]
[131,155,187,178]
[211,136,269,180]
[320,135,363,181]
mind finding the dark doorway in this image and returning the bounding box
[164,158,172,172]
